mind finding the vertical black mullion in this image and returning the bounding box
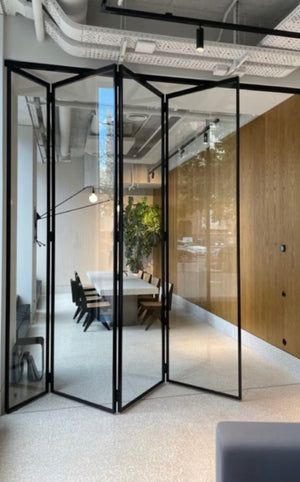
[161,96,165,381]
[45,85,51,390]
[50,87,56,392]
[5,66,12,412]
[165,97,170,381]
[236,78,242,400]
[117,67,124,411]
[112,66,118,413]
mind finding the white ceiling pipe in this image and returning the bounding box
[59,106,72,158]
[57,2,88,158]
[57,0,88,24]
[32,0,45,42]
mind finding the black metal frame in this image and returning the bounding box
[117,65,166,412]
[166,76,242,401]
[5,58,299,414]
[50,64,118,414]
[101,0,300,40]
[5,65,51,413]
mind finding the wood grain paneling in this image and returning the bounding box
[169,135,237,325]
[168,93,300,358]
[241,94,300,357]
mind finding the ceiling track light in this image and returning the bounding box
[196,26,204,53]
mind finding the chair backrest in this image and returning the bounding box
[76,282,87,308]
[70,279,77,303]
[143,272,152,283]
[150,276,159,287]
[168,283,174,310]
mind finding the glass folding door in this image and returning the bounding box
[6,69,50,411]
[118,67,166,410]
[51,66,117,412]
[166,78,241,399]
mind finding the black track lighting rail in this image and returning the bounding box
[101,0,300,40]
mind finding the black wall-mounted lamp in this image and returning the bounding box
[196,26,204,52]
[35,186,110,246]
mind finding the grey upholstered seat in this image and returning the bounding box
[216,421,300,482]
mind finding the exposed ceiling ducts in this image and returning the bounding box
[1,0,300,79]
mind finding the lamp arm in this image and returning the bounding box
[38,199,111,220]
[40,185,94,219]
[54,199,110,217]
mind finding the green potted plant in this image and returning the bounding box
[123,196,161,273]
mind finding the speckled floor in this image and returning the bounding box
[2,384,300,482]
[4,293,300,481]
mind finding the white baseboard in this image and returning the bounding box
[173,294,300,379]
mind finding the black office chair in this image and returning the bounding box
[75,283,111,332]
[139,283,174,330]
[74,271,97,294]
[70,279,101,324]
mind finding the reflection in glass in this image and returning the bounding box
[53,74,115,409]
[8,73,48,409]
[168,85,239,396]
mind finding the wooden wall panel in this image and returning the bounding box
[169,94,300,358]
[168,137,237,325]
[241,94,300,357]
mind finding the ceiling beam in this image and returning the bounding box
[101,0,300,40]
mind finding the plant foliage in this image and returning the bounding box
[123,196,161,272]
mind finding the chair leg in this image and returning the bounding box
[145,316,156,331]
[82,312,91,328]
[83,311,95,332]
[96,311,111,331]
[76,308,86,324]
[142,310,153,325]
[145,310,161,331]
[102,320,111,331]
[139,308,149,324]
[73,306,81,319]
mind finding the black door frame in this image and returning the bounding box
[4,65,51,412]
[4,59,300,413]
[117,65,167,411]
[165,76,242,400]
[50,64,118,414]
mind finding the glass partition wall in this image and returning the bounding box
[52,67,117,412]
[166,79,241,398]
[119,69,165,410]
[6,63,241,413]
[6,70,50,411]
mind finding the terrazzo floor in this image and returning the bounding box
[2,384,300,481]
[3,293,300,480]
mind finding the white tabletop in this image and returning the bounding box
[87,271,159,297]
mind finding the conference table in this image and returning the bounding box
[87,271,159,325]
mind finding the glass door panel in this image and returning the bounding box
[6,70,49,411]
[52,67,117,412]
[119,68,165,410]
[167,79,241,399]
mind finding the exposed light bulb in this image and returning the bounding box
[89,188,98,203]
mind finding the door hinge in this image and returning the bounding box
[46,372,53,384]
[115,389,120,403]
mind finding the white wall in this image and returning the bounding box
[16,126,37,315]
[37,159,113,293]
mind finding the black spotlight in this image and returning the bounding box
[196,26,204,52]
